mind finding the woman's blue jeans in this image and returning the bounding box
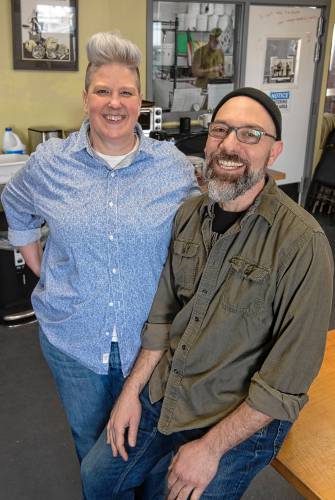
[39,331,169,499]
[81,385,292,500]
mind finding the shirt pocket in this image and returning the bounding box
[220,256,270,316]
[172,239,199,290]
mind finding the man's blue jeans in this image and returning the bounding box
[81,385,292,500]
[39,331,169,499]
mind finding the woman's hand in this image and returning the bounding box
[19,240,43,277]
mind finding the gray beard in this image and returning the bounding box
[206,156,268,203]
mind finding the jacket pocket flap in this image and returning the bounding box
[230,256,269,282]
[173,240,198,258]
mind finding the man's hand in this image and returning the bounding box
[106,347,164,461]
[212,64,224,73]
[107,388,141,461]
[167,438,220,500]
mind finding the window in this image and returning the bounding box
[152,2,238,113]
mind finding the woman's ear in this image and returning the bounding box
[82,90,88,113]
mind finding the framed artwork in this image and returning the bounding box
[262,38,300,86]
[11,0,78,71]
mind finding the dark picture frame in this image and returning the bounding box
[11,0,78,71]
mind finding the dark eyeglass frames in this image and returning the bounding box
[208,121,277,145]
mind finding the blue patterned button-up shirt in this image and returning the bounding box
[1,120,199,375]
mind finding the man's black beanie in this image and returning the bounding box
[211,87,282,140]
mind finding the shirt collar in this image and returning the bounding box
[71,119,151,158]
[199,174,280,226]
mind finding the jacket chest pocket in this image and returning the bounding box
[172,240,199,290]
[221,256,270,316]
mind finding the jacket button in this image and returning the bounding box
[194,316,200,322]
[181,344,186,350]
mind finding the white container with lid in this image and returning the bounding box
[214,4,225,15]
[188,3,200,15]
[207,14,219,31]
[185,13,197,30]
[0,154,29,184]
[196,14,208,31]
[2,128,26,154]
[177,13,186,30]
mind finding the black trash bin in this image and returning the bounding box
[0,210,38,327]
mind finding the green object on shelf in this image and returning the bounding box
[177,32,193,55]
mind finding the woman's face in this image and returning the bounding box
[83,63,142,155]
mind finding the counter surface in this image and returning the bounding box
[272,331,335,499]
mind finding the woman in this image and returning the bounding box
[2,31,198,494]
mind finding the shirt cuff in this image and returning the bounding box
[246,372,308,422]
[141,322,171,350]
[8,227,41,246]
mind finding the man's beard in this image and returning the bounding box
[205,152,268,204]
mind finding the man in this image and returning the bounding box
[192,28,225,89]
[81,88,334,500]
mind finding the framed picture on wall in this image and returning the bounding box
[11,0,78,71]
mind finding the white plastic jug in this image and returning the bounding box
[2,128,26,154]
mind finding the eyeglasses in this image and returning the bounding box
[208,121,277,145]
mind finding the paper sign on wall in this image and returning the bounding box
[269,91,290,112]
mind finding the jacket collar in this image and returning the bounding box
[200,174,280,226]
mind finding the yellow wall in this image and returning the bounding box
[313,0,335,169]
[0,0,147,148]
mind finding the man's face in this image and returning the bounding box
[209,35,219,50]
[83,63,142,155]
[204,96,283,203]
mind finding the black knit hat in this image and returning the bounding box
[211,87,282,140]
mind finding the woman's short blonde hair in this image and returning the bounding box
[85,31,142,92]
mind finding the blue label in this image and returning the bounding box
[270,91,290,100]
[3,150,25,154]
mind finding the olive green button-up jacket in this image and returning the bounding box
[141,177,334,435]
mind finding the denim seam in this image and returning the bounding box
[271,421,290,461]
[231,426,265,498]
[112,427,159,496]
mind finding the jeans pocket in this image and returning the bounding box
[139,385,163,431]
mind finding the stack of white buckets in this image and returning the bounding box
[160,3,234,67]
[177,3,233,32]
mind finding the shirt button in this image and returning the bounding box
[109,201,114,208]
[194,316,200,322]
[202,289,208,294]
[109,301,114,307]
[110,172,115,178]
[109,234,114,241]
[105,331,110,336]
[112,268,118,274]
